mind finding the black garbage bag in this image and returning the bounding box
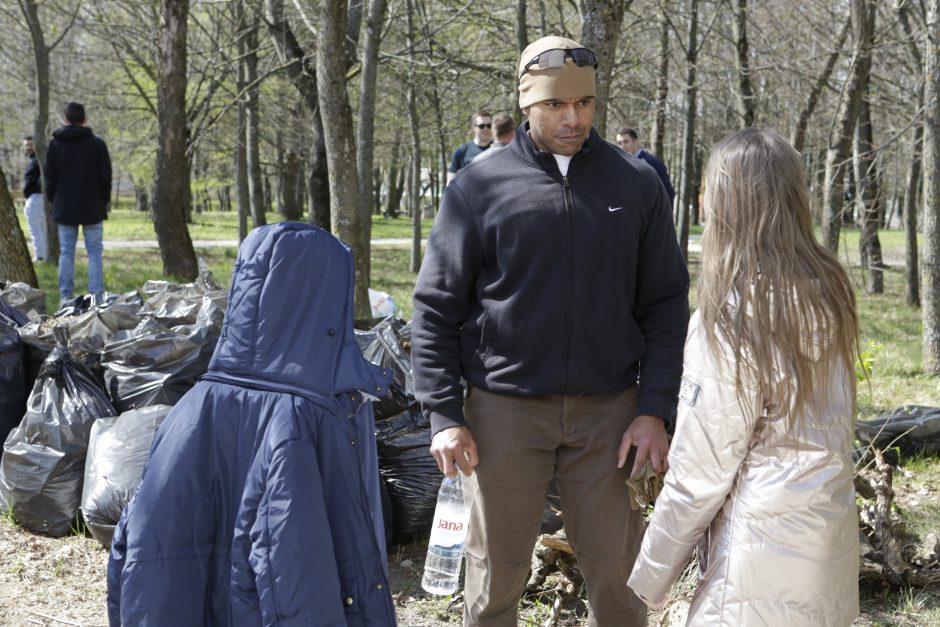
[138,274,227,328]
[0,326,117,537]
[375,405,440,542]
[356,318,414,420]
[0,300,29,327]
[81,404,171,548]
[0,281,45,320]
[0,318,26,442]
[102,297,223,412]
[857,405,940,462]
[19,291,143,392]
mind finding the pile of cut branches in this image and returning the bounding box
[856,448,940,587]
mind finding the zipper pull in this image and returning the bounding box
[563,176,569,189]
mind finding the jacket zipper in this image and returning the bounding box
[562,175,574,393]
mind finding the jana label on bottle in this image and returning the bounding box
[428,503,470,547]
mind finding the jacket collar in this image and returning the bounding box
[509,122,600,178]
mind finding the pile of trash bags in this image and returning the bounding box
[0,275,456,548]
[356,318,441,543]
[0,326,117,537]
[81,405,172,546]
[0,277,226,541]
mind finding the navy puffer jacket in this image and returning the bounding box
[107,222,396,626]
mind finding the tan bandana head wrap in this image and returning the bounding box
[518,36,596,109]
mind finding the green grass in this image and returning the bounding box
[31,247,238,312]
[17,203,433,242]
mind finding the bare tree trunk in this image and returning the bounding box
[317,0,369,317]
[899,0,924,307]
[406,0,422,274]
[356,0,387,297]
[244,17,266,228]
[514,0,528,117]
[792,16,850,152]
[385,132,404,218]
[153,0,198,280]
[822,1,867,253]
[414,0,449,207]
[264,0,330,229]
[853,0,881,293]
[677,0,699,259]
[279,147,304,220]
[906,130,922,307]
[309,112,331,230]
[922,0,940,372]
[579,0,630,137]
[731,0,756,127]
[0,166,39,286]
[235,24,250,242]
[651,7,670,159]
[21,0,60,264]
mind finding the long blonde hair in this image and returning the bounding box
[698,128,858,421]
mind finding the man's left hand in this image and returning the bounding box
[617,414,669,479]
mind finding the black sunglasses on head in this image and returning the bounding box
[520,48,598,78]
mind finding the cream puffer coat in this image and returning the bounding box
[628,310,859,626]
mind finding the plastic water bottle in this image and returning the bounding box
[422,474,471,595]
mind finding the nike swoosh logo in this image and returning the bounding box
[608,206,624,212]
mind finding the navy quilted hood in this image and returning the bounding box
[209,222,390,398]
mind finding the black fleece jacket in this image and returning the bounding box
[412,124,690,436]
[23,153,41,197]
[44,125,112,226]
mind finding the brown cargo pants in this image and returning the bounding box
[462,385,647,627]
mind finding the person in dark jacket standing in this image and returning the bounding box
[44,102,112,301]
[616,126,676,208]
[107,222,396,626]
[412,36,689,626]
[22,136,47,261]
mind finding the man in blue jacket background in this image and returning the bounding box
[616,126,676,208]
[412,35,690,626]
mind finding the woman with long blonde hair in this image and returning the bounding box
[628,128,860,626]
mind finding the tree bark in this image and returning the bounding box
[357,0,387,297]
[853,0,881,293]
[0,166,39,286]
[922,0,940,372]
[235,25,250,242]
[731,0,756,127]
[677,0,699,259]
[899,0,924,307]
[264,0,330,229]
[822,1,867,253]
[406,0,422,274]
[651,7,670,159]
[244,16,266,228]
[906,131,922,307]
[579,0,630,137]
[791,15,850,153]
[153,0,198,280]
[317,0,369,318]
[21,0,59,264]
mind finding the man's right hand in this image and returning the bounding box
[430,426,479,477]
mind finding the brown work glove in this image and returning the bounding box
[625,460,665,510]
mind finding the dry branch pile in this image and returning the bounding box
[856,448,940,587]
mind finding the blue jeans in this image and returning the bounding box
[58,222,105,300]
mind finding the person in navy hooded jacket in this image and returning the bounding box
[107,222,396,626]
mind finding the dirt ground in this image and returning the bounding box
[1,489,937,626]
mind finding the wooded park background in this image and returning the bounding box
[0,0,938,350]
